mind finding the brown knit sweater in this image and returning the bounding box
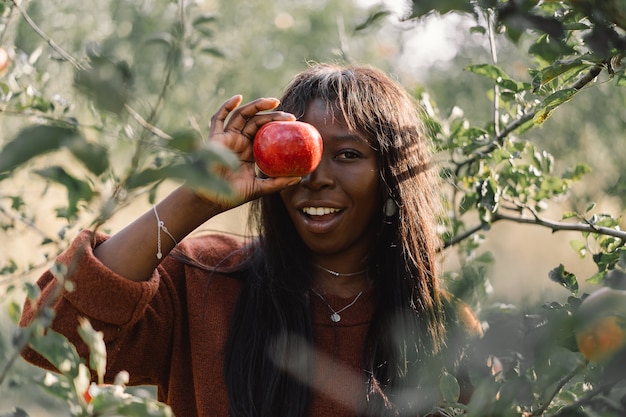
[20,230,481,417]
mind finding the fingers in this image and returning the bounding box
[226,98,293,135]
[200,96,300,208]
[209,95,243,134]
[255,176,302,196]
[192,171,301,211]
[239,110,295,139]
[214,96,295,138]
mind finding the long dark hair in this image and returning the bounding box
[223,63,449,416]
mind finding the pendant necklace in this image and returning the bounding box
[314,264,368,277]
[310,288,364,323]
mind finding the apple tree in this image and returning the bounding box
[381,0,626,416]
[0,0,625,416]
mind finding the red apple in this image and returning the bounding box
[253,121,323,177]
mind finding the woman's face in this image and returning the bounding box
[280,99,381,261]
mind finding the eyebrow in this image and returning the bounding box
[329,133,369,145]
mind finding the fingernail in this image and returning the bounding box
[286,177,301,186]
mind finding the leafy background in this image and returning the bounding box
[0,0,625,415]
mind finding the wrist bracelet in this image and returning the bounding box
[153,206,178,259]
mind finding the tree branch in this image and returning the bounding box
[0,204,56,243]
[487,9,501,137]
[444,208,625,249]
[571,63,603,90]
[493,212,626,240]
[530,363,586,416]
[442,222,488,249]
[10,0,86,71]
[455,62,605,171]
[123,104,172,140]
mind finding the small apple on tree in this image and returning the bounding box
[253,121,323,177]
[575,286,626,363]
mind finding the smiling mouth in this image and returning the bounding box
[301,207,341,216]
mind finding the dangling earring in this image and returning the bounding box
[383,198,397,217]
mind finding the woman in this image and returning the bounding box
[20,63,483,416]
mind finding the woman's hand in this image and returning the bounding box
[92,97,299,281]
[192,95,300,210]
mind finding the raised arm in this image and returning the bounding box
[94,95,299,281]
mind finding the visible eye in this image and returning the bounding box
[335,149,362,160]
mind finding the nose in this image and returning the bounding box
[300,156,334,190]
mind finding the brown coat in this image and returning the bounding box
[20,230,481,417]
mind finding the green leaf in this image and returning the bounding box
[74,56,133,115]
[548,264,579,295]
[143,32,174,47]
[34,166,94,219]
[67,139,109,175]
[528,34,577,65]
[440,370,461,403]
[477,176,500,214]
[78,318,107,385]
[34,372,73,402]
[410,0,474,18]
[0,81,10,96]
[562,163,591,181]
[586,270,605,284]
[354,8,392,32]
[0,125,80,175]
[127,141,237,192]
[533,88,577,124]
[562,211,578,220]
[499,78,522,92]
[531,149,554,173]
[465,63,513,83]
[7,300,22,324]
[502,13,564,45]
[28,329,83,379]
[167,130,202,153]
[531,57,588,90]
[193,14,219,26]
[200,46,225,58]
[116,400,175,417]
[469,25,486,35]
[537,176,566,199]
[569,240,587,258]
[0,259,18,275]
[23,282,41,302]
[492,147,512,164]
[0,123,103,177]
[126,166,176,189]
[459,192,478,215]
[126,162,232,197]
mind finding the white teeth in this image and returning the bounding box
[302,207,340,216]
